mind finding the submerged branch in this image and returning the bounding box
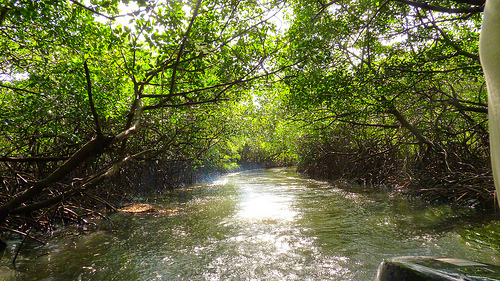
[0,227,46,245]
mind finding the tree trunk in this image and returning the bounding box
[0,136,113,223]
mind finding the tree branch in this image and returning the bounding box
[11,164,118,215]
[392,0,484,13]
[0,136,113,222]
[0,227,45,245]
[84,60,102,137]
[339,119,401,128]
[144,98,229,111]
[0,7,9,26]
[142,74,264,99]
[162,0,202,106]
[11,149,151,215]
[0,83,39,95]
[451,0,485,6]
[68,0,115,20]
[381,96,435,149]
[312,0,343,21]
[427,18,480,62]
[0,156,69,163]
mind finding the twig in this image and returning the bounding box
[81,191,118,212]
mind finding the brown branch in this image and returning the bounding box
[143,61,290,110]
[381,96,435,148]
[11,160,121,215]
[143,98,229,111]
[11,149,150,215]
[392,0,484,13]
[396,66,481,74]
[339,119,401,128]
[0,7,9,27]
[446,99,488,113]
[0,83,39,95]
[354,148,395,162]
[0,0,17,27]
[427,18,480,62]
[142,75,260,99]
[0,227,45,245]
[451,0,484,5]
[162,0,202,106]
[457,106,488,113]
[68,0,115,20]
[312,0,343,21]
[84,60,102,137]
[0,136,113,221]
[68,0,148,21]
[0,156,69,163]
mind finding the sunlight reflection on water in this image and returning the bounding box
[5,168,500,281]
[209,177,229,186]
[236,186,298,222]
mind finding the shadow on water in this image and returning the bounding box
[1,167,500,280]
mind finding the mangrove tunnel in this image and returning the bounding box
[1,0,500,280]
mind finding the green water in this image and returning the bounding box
[1,167,500,280]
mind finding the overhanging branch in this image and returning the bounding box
[0,83,39,95]
[392,0,484,13]
[144,98,228,111]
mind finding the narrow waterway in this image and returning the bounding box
[2,167,500,280]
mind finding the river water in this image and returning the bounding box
[1,167,500,280]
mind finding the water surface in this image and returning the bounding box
[1,167,500,280]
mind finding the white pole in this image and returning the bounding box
[480,0,500,208]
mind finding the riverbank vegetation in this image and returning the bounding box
[285,0,492,208]
[0,0,494,244]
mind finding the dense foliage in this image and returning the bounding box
[283,0,492,208]
[0,0,495,245]
[0,0,288,235]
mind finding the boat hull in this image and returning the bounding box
[376,256,500,281]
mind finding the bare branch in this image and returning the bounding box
[392,0,484,14]
[68,0,115,20]
[144,98,229,111]
[84,60,102,137]
[10,148,154,215]
[381,96,435,149]
[0,156,69,163]
[0,136,114,221]
[0,227,45,245]
[339,120,401,128]
[0,83,38,95]
[68,0,147,21]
